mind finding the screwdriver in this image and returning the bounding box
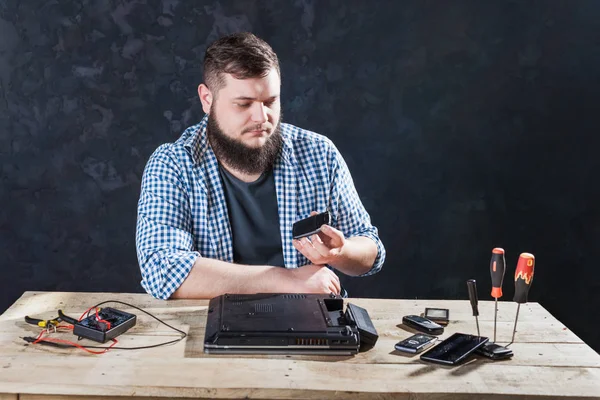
[490,248,506,343]
[509,253,535,346]
[467,279,480,337]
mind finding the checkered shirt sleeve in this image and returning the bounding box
[135,145,200,299]
[327,142,386,276]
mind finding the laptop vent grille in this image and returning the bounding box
[295,338,328,346]
[283,294,307,299]
[254,303,273,313]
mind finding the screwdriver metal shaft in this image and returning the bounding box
[508,253,535,347]
[490,248,506,343]
[467,279,480,337]
[511,303,521,344]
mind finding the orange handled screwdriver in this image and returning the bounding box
[490,248,506,342]
[509,253,535,345]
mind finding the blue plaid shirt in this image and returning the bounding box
[136,116,386,299]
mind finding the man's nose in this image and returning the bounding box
[250,102,268,124]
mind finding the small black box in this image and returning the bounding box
[74,307,136,343]
[345,303,378,349]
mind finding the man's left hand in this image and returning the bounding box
[293,213,346,266]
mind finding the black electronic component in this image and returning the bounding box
[394,334,437,354]
[203,293,379,355]
[475,342,513,360]
[402,315,444,335]
[345,303,379,349]
[424,308,450,325]
[59,308,137,343]
[420,332,489,366]
[292,211,331,239]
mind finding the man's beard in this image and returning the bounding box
[207,109,283,175]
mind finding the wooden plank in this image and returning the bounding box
[0,394,18,400]
[1,355,600,399]
[2,292,600,399]
[0,292,557,323]
[3,330,598,368]
[0,294,593,366]
[16,394,600,400]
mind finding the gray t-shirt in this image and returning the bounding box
[218,165,285,267]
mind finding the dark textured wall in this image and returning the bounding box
[1,1,599,352]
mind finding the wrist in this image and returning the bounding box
[267,266,296,292]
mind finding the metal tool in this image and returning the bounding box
[24,315,61,333]
[509,253,535,346]
[467,279,480,337]
[490,248,506,343]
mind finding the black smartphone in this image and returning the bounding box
[420,333,489,366]
[475,342,513,360]
[402,315,444,335]
[394,334,437,354]
[292,211,331,239]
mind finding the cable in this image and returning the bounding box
[24,300,188,352]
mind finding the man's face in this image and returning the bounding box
[208,68,281,149]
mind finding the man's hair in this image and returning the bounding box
[203,32,280,93]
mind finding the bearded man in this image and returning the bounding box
[136,32,385,299]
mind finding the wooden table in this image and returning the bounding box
[0,292,598,399]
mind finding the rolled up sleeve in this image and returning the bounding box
[135,145,200,299]
[329,145,386,276]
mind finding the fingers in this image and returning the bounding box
[309,234,331,257]
[331,274,341,294]
[294,237,325,263]
[293,234,343,267]
[319,225,345,247]
[323,266,341,294]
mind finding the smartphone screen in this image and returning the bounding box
[420,333,488,365]
[292,212,330,239]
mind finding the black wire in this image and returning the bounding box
[54,300,188,351]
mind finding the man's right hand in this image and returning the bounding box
[286,264,341,295]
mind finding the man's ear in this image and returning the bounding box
[198,83,213,114]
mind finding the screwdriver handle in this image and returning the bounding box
[513,253,535,304]
[490,247,506,299]
[467,279,479,316]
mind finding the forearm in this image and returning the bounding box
[329,236,378,276]
[171,256,292,299]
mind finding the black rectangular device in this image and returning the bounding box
[394,333,437,354]
[402,315,444,335]
[424,308,450,325]
[292,211,331,239]
[420,332,489,365]
[74,307,137,343]
[204,293,377,355]
[345,303,379,348]
[475,342,513,360]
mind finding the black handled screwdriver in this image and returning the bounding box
[509,253,535,346]
[467,279,480,337]
[490,248,506,343]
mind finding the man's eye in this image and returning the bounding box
[264,100,276,107]
[236,103,251,108]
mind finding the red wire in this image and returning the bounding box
[38,337,118,354]
[32,328,117,354]
[79,306,97,321]
[30,305,117,354]
[95,308,111,330]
